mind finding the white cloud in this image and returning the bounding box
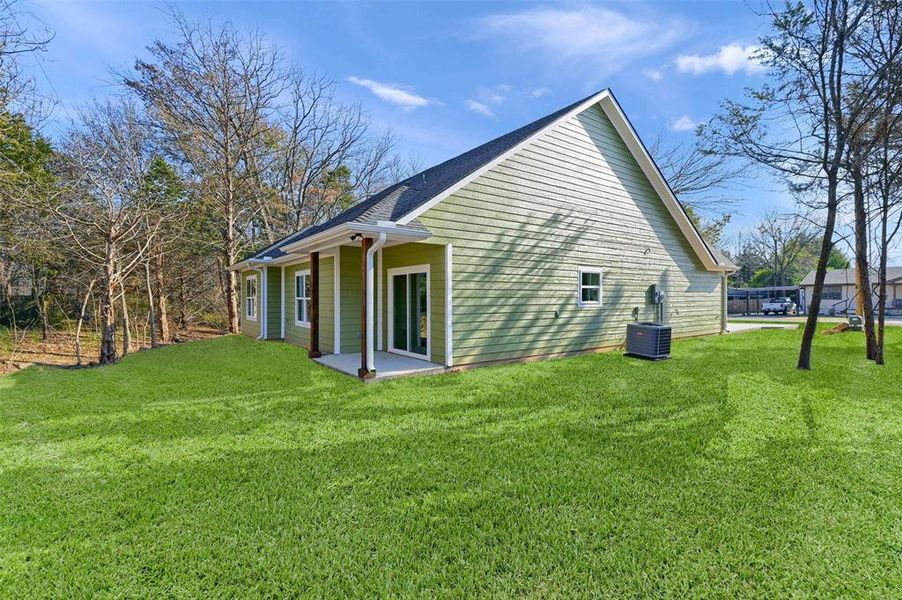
[347,76,430,109]
[478,84,509,105]
[642,68,663,81]
[465,99,495,117]
[675,44,765,76]
[669,115,699,132]
[474,7,691,74]
[530,87,550,98]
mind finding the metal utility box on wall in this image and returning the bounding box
[625,322,672,360]
[645,284,662,305]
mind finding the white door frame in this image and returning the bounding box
[387,263,431,362]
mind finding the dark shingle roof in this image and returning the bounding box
[253,90,606,259]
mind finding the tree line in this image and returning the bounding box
[0,7,412,364]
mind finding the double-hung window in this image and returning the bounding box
[577,267,603,307]
[294,270,311,326]
[245,275,257,320]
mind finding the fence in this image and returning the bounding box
[727,286,801,315]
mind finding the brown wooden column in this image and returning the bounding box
[358,237,375,379]
[308,251,321,358]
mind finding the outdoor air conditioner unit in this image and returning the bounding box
[625,322,672,360]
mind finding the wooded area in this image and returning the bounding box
[0,5,412,366]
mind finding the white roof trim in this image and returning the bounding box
[598,94,721,271]
[278,221,429,254]
[397,89,725,272]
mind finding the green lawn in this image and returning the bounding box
[1,330,900,597]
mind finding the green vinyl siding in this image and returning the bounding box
[339,245,362,353]
[239,270,260,338]
[379,243,446,366]
[284,261,310,347]
[318,256,335,354]
[282,256,335,352]
[265,266,281,339]
[419,103,723,366]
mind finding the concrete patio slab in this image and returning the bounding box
[315,352,446,381]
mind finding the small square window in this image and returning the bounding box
[577,267,602,307]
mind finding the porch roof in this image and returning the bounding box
[229,221,432,270]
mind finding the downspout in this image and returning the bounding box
[251,264,267,340]
[721,272,728,333]
[366,233,388,372]
[280,265,285,339]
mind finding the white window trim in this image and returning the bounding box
[387,264,431,362]
[577,267,603,308]
[293,269,311,328]
[245,274,258,321]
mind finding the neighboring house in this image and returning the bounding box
[799,267,902,315]
[230,89,736,379]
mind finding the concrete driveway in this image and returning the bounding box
[726,322,800,334]
[731,315,902,327]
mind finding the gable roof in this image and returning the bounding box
[241,89,734,272]
[800,267,902,286]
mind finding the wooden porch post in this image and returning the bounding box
[308,251,321,358]
[358,237,375,379]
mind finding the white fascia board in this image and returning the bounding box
[348,222,431,240]
[597,94,719,271]
[229,257,273,272]
[281,224,354,255]
[279,222,430,256]
[228,259,253,272]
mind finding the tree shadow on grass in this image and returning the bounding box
[2,329,901,596]
[2,391,899,596]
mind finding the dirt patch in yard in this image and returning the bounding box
[1,327,225,374]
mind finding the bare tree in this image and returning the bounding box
[650,132,744,213]
[0,0,53,115]
[753,212,819,286]
[54,99,157,363]
[124,11,285,333]
[649,132,745,248]
[870,114,902,364]
[863,12,902,365]
[707,0,890,370]
[270,72,399,234]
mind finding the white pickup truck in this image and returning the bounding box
[762,298,797,315]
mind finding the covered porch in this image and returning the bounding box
[244,219,451,380]
[315,352,445,381]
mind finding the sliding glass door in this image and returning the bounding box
[389,267,429,360]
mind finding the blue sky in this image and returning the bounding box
[25,0,799,247]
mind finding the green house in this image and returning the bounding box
[230,89,736,380]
